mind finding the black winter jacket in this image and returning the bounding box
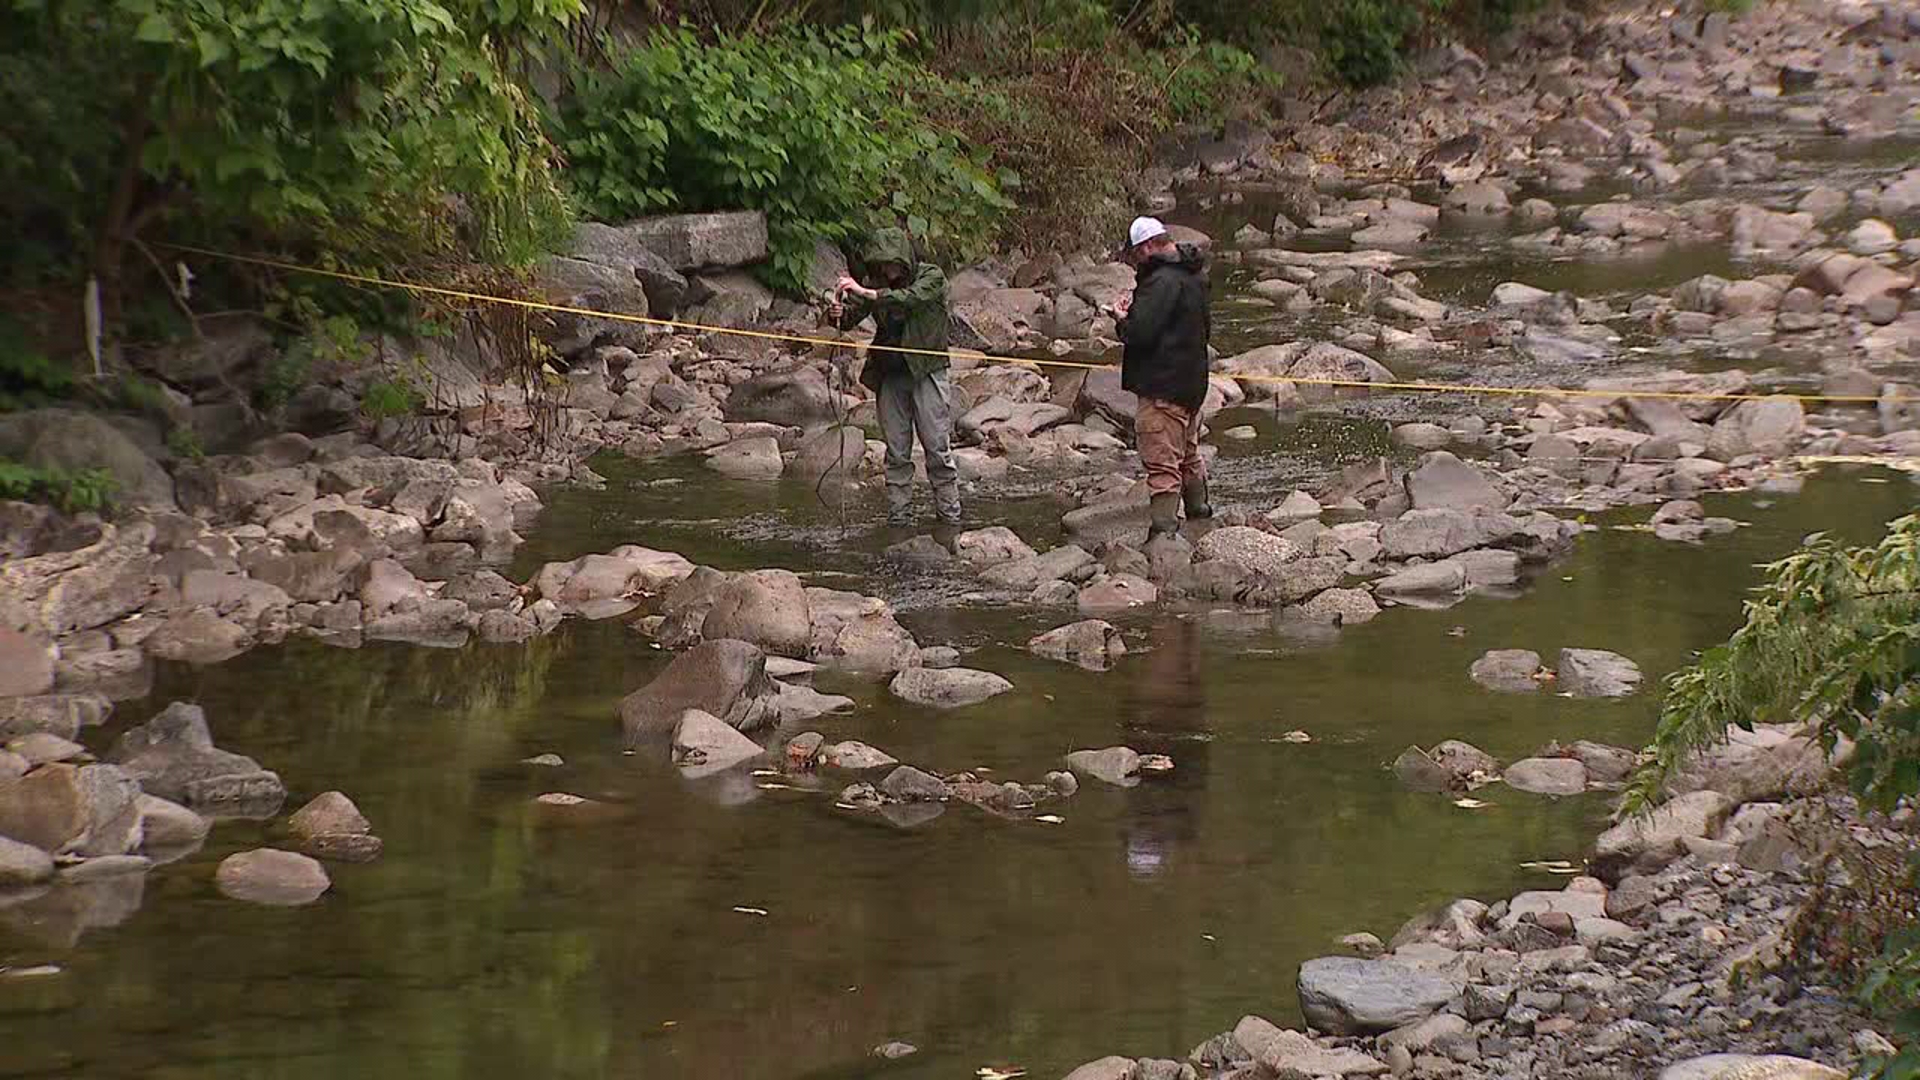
[1118,244,1210,411]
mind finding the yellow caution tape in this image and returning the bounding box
[158,243,1918,406]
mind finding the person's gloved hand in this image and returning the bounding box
[836,274,878,301]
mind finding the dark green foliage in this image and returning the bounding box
[0,459,116,514]
[361,376,423,421]
[0,317,77,409]
[556,26,1012,291]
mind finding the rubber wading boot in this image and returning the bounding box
[1183,475,1213,520]
[1148,492,1182,541]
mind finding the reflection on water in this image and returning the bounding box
[3,463,1914,1080]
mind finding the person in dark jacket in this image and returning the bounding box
[1115,216,1211,540]
[829,226,961,526]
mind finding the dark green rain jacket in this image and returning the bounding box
[839,227,950,390]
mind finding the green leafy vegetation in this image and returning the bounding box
[0,318,77,409]
[0,459,117,514]
[361,376,423,421]
[1630,514,1920,1073]
[2,0,577,334]
[557,26,1013,290]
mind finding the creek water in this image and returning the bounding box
[7,126,1920,1080]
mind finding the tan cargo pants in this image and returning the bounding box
[1135,397,1205,496]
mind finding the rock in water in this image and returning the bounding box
[1029,620,1127,671]
[106,702,286,811]
[671,709,766,778]
[618,640,780,744]
[700,570,812,658]
[287,791,382,862]
[1296,956,1460,1034]
[1657,1056,1845,1080]
[0,834,55,887]
[1065,747,1142,786]
[135,794,209,850]
[1471,649,1543,692]
[215,848,330,906]
[1405,451,1508,511]
[1503,757,1588,796]
[888,667,1012,709]
[1062,1057,1138,1080]
[1557,648,1642,698]
[0,762,143,857]
[881,765,950,802]
[1195,527,1301,575]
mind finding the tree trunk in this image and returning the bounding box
[92,100,155,349]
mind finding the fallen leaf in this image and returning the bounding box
[1280,730,1312,743]
[1453,798,1492,809]
[1520,860,1581,874]
[1140,754,1175,772]
[978,1068,1028,1080]
[1035,814,1064,824]
[732,906,769,917]
[751,769,780,777]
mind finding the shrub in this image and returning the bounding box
[0,460,116,514]
[361,376,423,421]
[1630,513,1920,1073]
[557,26,1012,291]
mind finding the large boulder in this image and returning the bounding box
[0,762,143,856]
[1297,957,1460,1035]
[0,408,176,510]
[888,667,1012,709]
[1405,451,1507,511]
[1029,620,1127,671]
[701,570,812,658]
[105,701,285,810]
[0,694,111,741]
[136,793,209,850]
[142,609,251,665]
[1287,343,1398,401]
[804,587,921,674]
[724,368,839,427]
[618,640,780,744]
[1704,397,1805,461]
[1593,789,1734,878]
[619,211,768,271]
[1504,757,1588,796]
[1380,509,1520,560]
[536,256,648,357]
[0,521,157,639]
[567,221,690,314]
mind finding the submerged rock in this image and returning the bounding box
[1503,757,1589,796]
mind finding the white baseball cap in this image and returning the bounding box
[1128,216,1169,248]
